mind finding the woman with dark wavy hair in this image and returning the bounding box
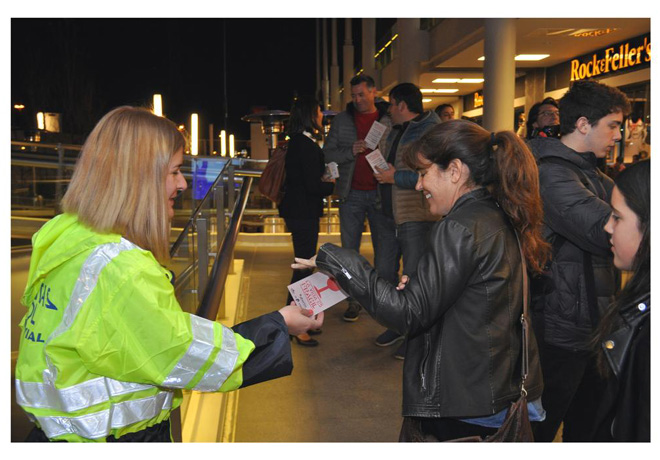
[293,119,550,441]
[593,159,650,442]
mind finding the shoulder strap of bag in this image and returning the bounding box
[513,230,529,396]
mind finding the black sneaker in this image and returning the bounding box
[375,329,404,347]
[393,341,406,360]
[342,303,361,322]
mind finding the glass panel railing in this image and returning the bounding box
[170,156,255,318]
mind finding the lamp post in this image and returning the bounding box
[36,112,45,130]
[191,113,199,156]
[153,94,163,117]
[220,130,227,157]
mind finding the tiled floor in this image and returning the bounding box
[232,244,404,442]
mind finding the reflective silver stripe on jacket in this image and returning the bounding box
[43,239,139,387]
[193,324,239,391]
[15,377,153,412]
[33,390,174,440]
[162,314,216,388]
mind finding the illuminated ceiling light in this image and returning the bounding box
[433,78,485,84]
[422,98,433,103]
[153,94,163,117]
[515,54,550,61]
[421,88,459,94]
[432,78,460,83]
[14,104,25,110]
[478,55,549,61]
[190,114,199,156]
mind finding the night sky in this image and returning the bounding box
[11,18,325,141]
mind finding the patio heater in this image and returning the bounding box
[241,110,290,157]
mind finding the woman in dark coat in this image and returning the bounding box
[593,160,650,442]
[279,96,335,346]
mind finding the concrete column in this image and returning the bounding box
[397,18,422,86]
[524,68,546,119]
[483,18,516,132]
[322,19,330,110]
[342,19,354,108]
[361,18,376,84]
[330,19,341,110]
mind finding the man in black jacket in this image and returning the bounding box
[529,80,631,442]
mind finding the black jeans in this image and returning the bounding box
[399,417,498,442]
[284,217,319,304]
[533,343,610,442]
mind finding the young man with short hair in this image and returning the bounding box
[529,80,631,442]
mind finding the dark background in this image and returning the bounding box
[11,18,324,142]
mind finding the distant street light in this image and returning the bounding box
[220,130,227,157]
[191,114,199,156]
[153,94,163,117]
[14,104,25,110]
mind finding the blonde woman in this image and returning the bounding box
[16,106,322,442]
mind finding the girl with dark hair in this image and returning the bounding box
[593,160,650,442]
[279,96,335,346]
[293,119,550,440]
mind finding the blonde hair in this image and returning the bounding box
[62,106,186,262]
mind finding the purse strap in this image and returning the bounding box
[513,230,529,397]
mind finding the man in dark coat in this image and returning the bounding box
[529,80,631,442]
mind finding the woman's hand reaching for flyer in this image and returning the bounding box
[291,255,317,270]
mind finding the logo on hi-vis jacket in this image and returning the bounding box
[23,282,58,343]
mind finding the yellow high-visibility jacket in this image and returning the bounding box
[16,213,292,442]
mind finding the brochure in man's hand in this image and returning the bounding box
[288,272,348,315]
[364,120,388,150]
[365,149,390,173]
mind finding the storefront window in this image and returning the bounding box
[619,82,650,163]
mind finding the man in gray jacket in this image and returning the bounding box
[324,75,396,322]
[373,83,440,357]
[529,80,631,442]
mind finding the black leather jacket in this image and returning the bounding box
[316,188,543,418]
[600,293,650,441]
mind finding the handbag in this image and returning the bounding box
[258,143,288,204]
[447,230,534,442]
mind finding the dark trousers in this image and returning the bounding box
[284,217,319,304]
[533,343,610,442]
[399,417,497,442]
[25,419,172,442]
